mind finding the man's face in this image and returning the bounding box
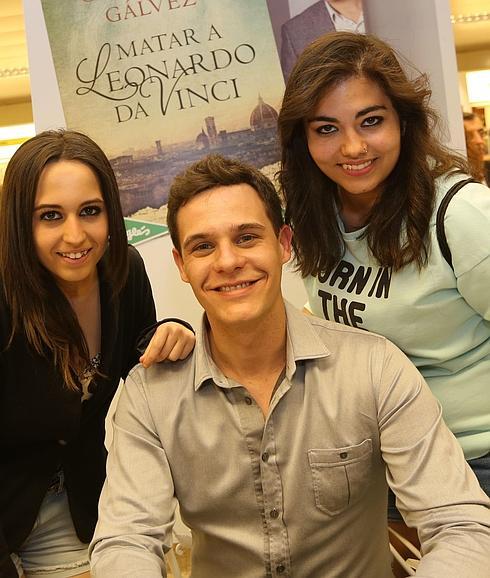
[172,184,292,331]
[464,116,486,160]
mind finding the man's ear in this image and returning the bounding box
[172,247,190,283]
[278,225,293,265]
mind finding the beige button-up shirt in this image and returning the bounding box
[90,302,490,578]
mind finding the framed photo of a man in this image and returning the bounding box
[267,0,365,80]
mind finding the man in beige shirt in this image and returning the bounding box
[90,155,490,577]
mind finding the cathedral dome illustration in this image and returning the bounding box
[250,96,278,131]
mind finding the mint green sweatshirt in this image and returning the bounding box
[305,172,490,460]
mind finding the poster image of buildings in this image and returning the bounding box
[40,0,285,244]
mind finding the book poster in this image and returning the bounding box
[40,0,285,244]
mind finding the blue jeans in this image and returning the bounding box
[10,489,89,577]
[388,452,490,521]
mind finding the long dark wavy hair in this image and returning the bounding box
[0,129,128,390]
[278,32,468,278]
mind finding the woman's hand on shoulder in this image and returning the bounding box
[139,322,195,368]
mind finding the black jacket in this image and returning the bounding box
[0,246,156,577]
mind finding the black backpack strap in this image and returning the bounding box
[436,178,478,269]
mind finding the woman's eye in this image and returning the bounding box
[362,116,383,127]
[81,206,102,217]
[40,210,61,221]
[316,124,337,135]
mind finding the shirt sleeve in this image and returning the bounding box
[89,368,176,577]
[376,339,490,577]
[444,181,490,319]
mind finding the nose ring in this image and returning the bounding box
[362,145,368,153]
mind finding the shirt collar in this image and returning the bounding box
[324,1,364,30]
[193,300,331,391]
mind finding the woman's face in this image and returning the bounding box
[32,160,109,296]
[305,76,401,203]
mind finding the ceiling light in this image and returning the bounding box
[0,123,35,144]
[451,12,490,23]
[466,70,490,104]
[0,67,29,78]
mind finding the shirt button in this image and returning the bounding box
[270,508,279,519]
[261,452,269,462]
[339,451,348,459]
[276,565,285,574]
[245,396,253,405]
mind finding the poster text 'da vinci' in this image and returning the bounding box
[40,0,284,240]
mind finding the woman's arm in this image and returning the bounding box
[126,246,195,370]
[445,181,490,319]
[137,320,195,368]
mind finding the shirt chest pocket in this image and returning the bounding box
[308,439,373,516]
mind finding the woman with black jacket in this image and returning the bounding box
[0,130,194,578]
